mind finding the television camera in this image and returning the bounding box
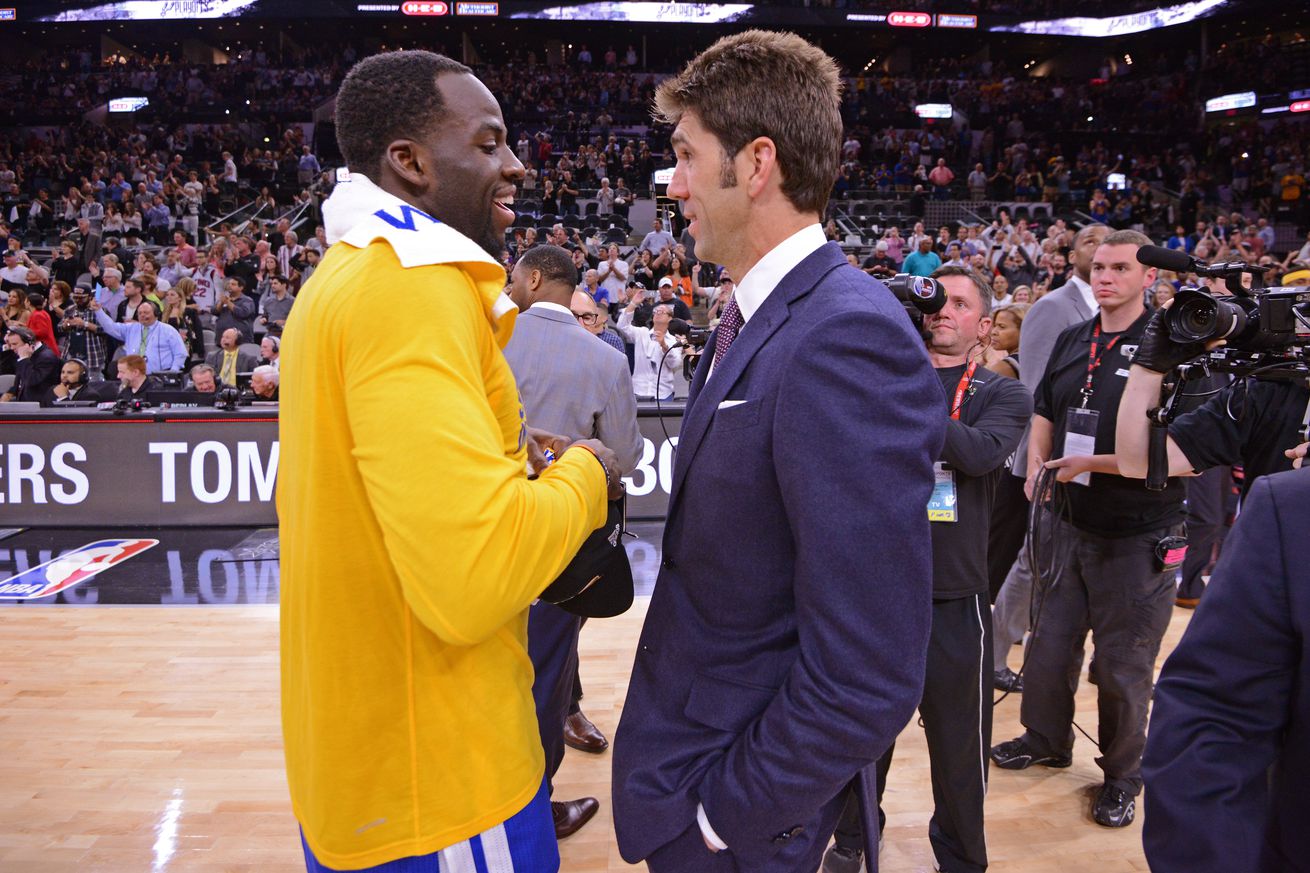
[1134,246,1310,489]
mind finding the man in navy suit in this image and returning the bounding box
[611,31,946,872]
[1142,466,1310,872]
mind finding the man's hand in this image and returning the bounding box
[1024,460,1043,501]
[1044,455,1097,483]
[53,384,69,399]
[526,426,571,477]
[569,438,625,499]
[1286,441,1309,470]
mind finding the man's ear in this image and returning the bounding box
[382,140,426,190]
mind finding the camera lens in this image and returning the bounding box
[1171,296,1217,341]
[1167,288,1248,343]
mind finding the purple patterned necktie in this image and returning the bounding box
[712,295,743,372]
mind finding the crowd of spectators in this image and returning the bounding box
[1,28,1306,408]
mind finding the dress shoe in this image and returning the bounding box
[1091,783,1136,828]
[564,710,609,753]
[821,845,863,873]
[990,736,1072,770]
[1175,596,1200,609]
[994,667,1024,693]
[552,797,599,840]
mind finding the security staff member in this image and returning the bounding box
[990,230,1184,830]
[825,267,1032,873]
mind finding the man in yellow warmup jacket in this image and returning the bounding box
[278,50,621,872]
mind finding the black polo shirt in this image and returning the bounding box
[1034,309,1184,537]
[1170,378,1308,495]
[931,364,1033,599]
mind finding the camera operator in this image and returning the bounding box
[1115,301,1308,499]
[991,230,1185,830]
[826,267,1031,873]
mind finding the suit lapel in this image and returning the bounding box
[1066,283,1093,320]
[669,244,845,503]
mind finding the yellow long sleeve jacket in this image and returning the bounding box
[277,236,606,870]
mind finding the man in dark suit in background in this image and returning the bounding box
[1142,466,1310,872]
[503,243,644,842]
[206,328,260,386]
[612,31,945,873]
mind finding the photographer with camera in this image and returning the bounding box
[616,288,683,402]
[825,266,1030,873]
[990,230,1185,830]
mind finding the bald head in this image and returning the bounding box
[1071,223,1111,282]
[571,290,604,336]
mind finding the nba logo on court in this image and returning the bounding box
[0,539,158,599]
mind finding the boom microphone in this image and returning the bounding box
[1136,245,1194,274]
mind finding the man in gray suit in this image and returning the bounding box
[992,223,1108,692]
[503,243,644,841]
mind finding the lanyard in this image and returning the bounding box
[1081,320,1120,408]
[950,360,977,420]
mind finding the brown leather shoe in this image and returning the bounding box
[564,710,609,753]
[1175,596,1201,609]
[552,797,599,840]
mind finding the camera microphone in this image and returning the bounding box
[667,318,691,338]
[1136,245,1194,274]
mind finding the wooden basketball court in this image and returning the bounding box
[0,592,1186,871]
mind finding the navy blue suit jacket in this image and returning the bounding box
[612,243,946,867]
[1143,466,1310,873]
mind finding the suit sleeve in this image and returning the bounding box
[941,378,1032,476]
[696,308,945,863]
[597,355,643,475]
[1017,297,1065,392]
[1142,471,1301,873]
[341,263,608,647]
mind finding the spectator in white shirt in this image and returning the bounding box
[616,295,683,401]
[597,243,629,302]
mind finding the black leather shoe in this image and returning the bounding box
[1091,783,1136,828]
[552,797,600,839]
[990,736,1072,770]
[822,845,863,873]
[563,710,609,753]
[994,667,1024,693]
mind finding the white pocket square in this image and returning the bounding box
[717,400,747,409]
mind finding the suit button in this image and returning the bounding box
[661,558,675,570]
[772,826,804,843]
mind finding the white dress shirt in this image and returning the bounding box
[697,222,828,853]
[706,223,827,383]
